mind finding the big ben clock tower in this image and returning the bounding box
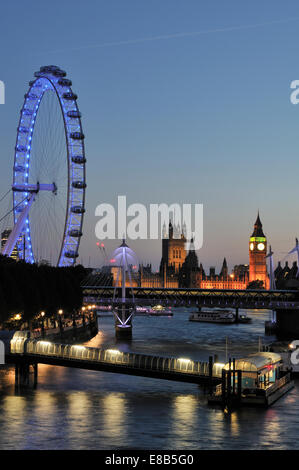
[249,213,269,289]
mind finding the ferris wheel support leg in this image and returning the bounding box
[1,194,35,257]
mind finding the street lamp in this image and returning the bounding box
[41,311,45,338]
[58,309,63,336]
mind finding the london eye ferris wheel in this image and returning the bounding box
[2,65,86,266]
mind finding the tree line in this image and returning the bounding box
[0,255,89,325]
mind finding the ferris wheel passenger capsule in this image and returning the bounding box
[68,230,83,237]
[63,92,77,101]
[72,181,87,189]
[71,155,86,164]
[70,132,85,140]
[71,205,85,214]
[58,78,72,87]
[67,110,81,118]
[65,250,79,258]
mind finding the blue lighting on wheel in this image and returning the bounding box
[13,66,86,267]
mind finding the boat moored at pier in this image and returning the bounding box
[208,352,294,407]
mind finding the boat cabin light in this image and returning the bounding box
[224,352,282,389]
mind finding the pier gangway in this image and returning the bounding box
[6,332,223,387]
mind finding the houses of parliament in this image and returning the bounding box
[112,213,279,290]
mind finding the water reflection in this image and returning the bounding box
[101,393,127,443]
[228,411,240,437]
[171,395,197,443]
[0,309,297,449]
[0,395,26,449]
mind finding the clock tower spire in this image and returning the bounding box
[249,212,269,288]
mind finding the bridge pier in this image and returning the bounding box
[114,304,134,339]
[115,324,132,339]
[15,362,38,388]
[275,309,299,338]
[15,363,29,386]
[33,363,38,387]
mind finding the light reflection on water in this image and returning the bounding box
[0,308,298,450]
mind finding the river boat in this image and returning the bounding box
[208,352,294,407]
[189,309,235,324]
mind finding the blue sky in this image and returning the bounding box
[1,1,299,270]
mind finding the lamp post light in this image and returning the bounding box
[82,307,86,327]
[91,304,97,323]
[41,311,45,338]
[14,313,22,329]
[58,309,63,336]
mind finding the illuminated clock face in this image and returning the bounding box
[250,243,254,251]
[257,243,265,251]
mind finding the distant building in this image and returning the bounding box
[109,212,271,290]
[160,221,186,272]
[1,229,21,261]
[190,258,249,290]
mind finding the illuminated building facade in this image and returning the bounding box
[190,259,249,289]
[109,213,270,290]
[160,221,187,273]
[249,213,269,289]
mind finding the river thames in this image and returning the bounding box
[0,309,298,450]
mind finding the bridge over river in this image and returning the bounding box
[82,283,299,337]
[82,285,299,310]
[6,332,222,387]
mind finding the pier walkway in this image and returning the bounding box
[6,332,223,386]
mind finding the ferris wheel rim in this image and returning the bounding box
[12,65,86,266]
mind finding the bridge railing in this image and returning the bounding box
[83,286,299,309]
[9,331,30,354]
[10,334,223,378]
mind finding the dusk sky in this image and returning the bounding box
[1,1,299,270]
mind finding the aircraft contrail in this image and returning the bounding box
[42,16,299,55]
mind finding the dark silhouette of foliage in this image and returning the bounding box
[0,255,88,324]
